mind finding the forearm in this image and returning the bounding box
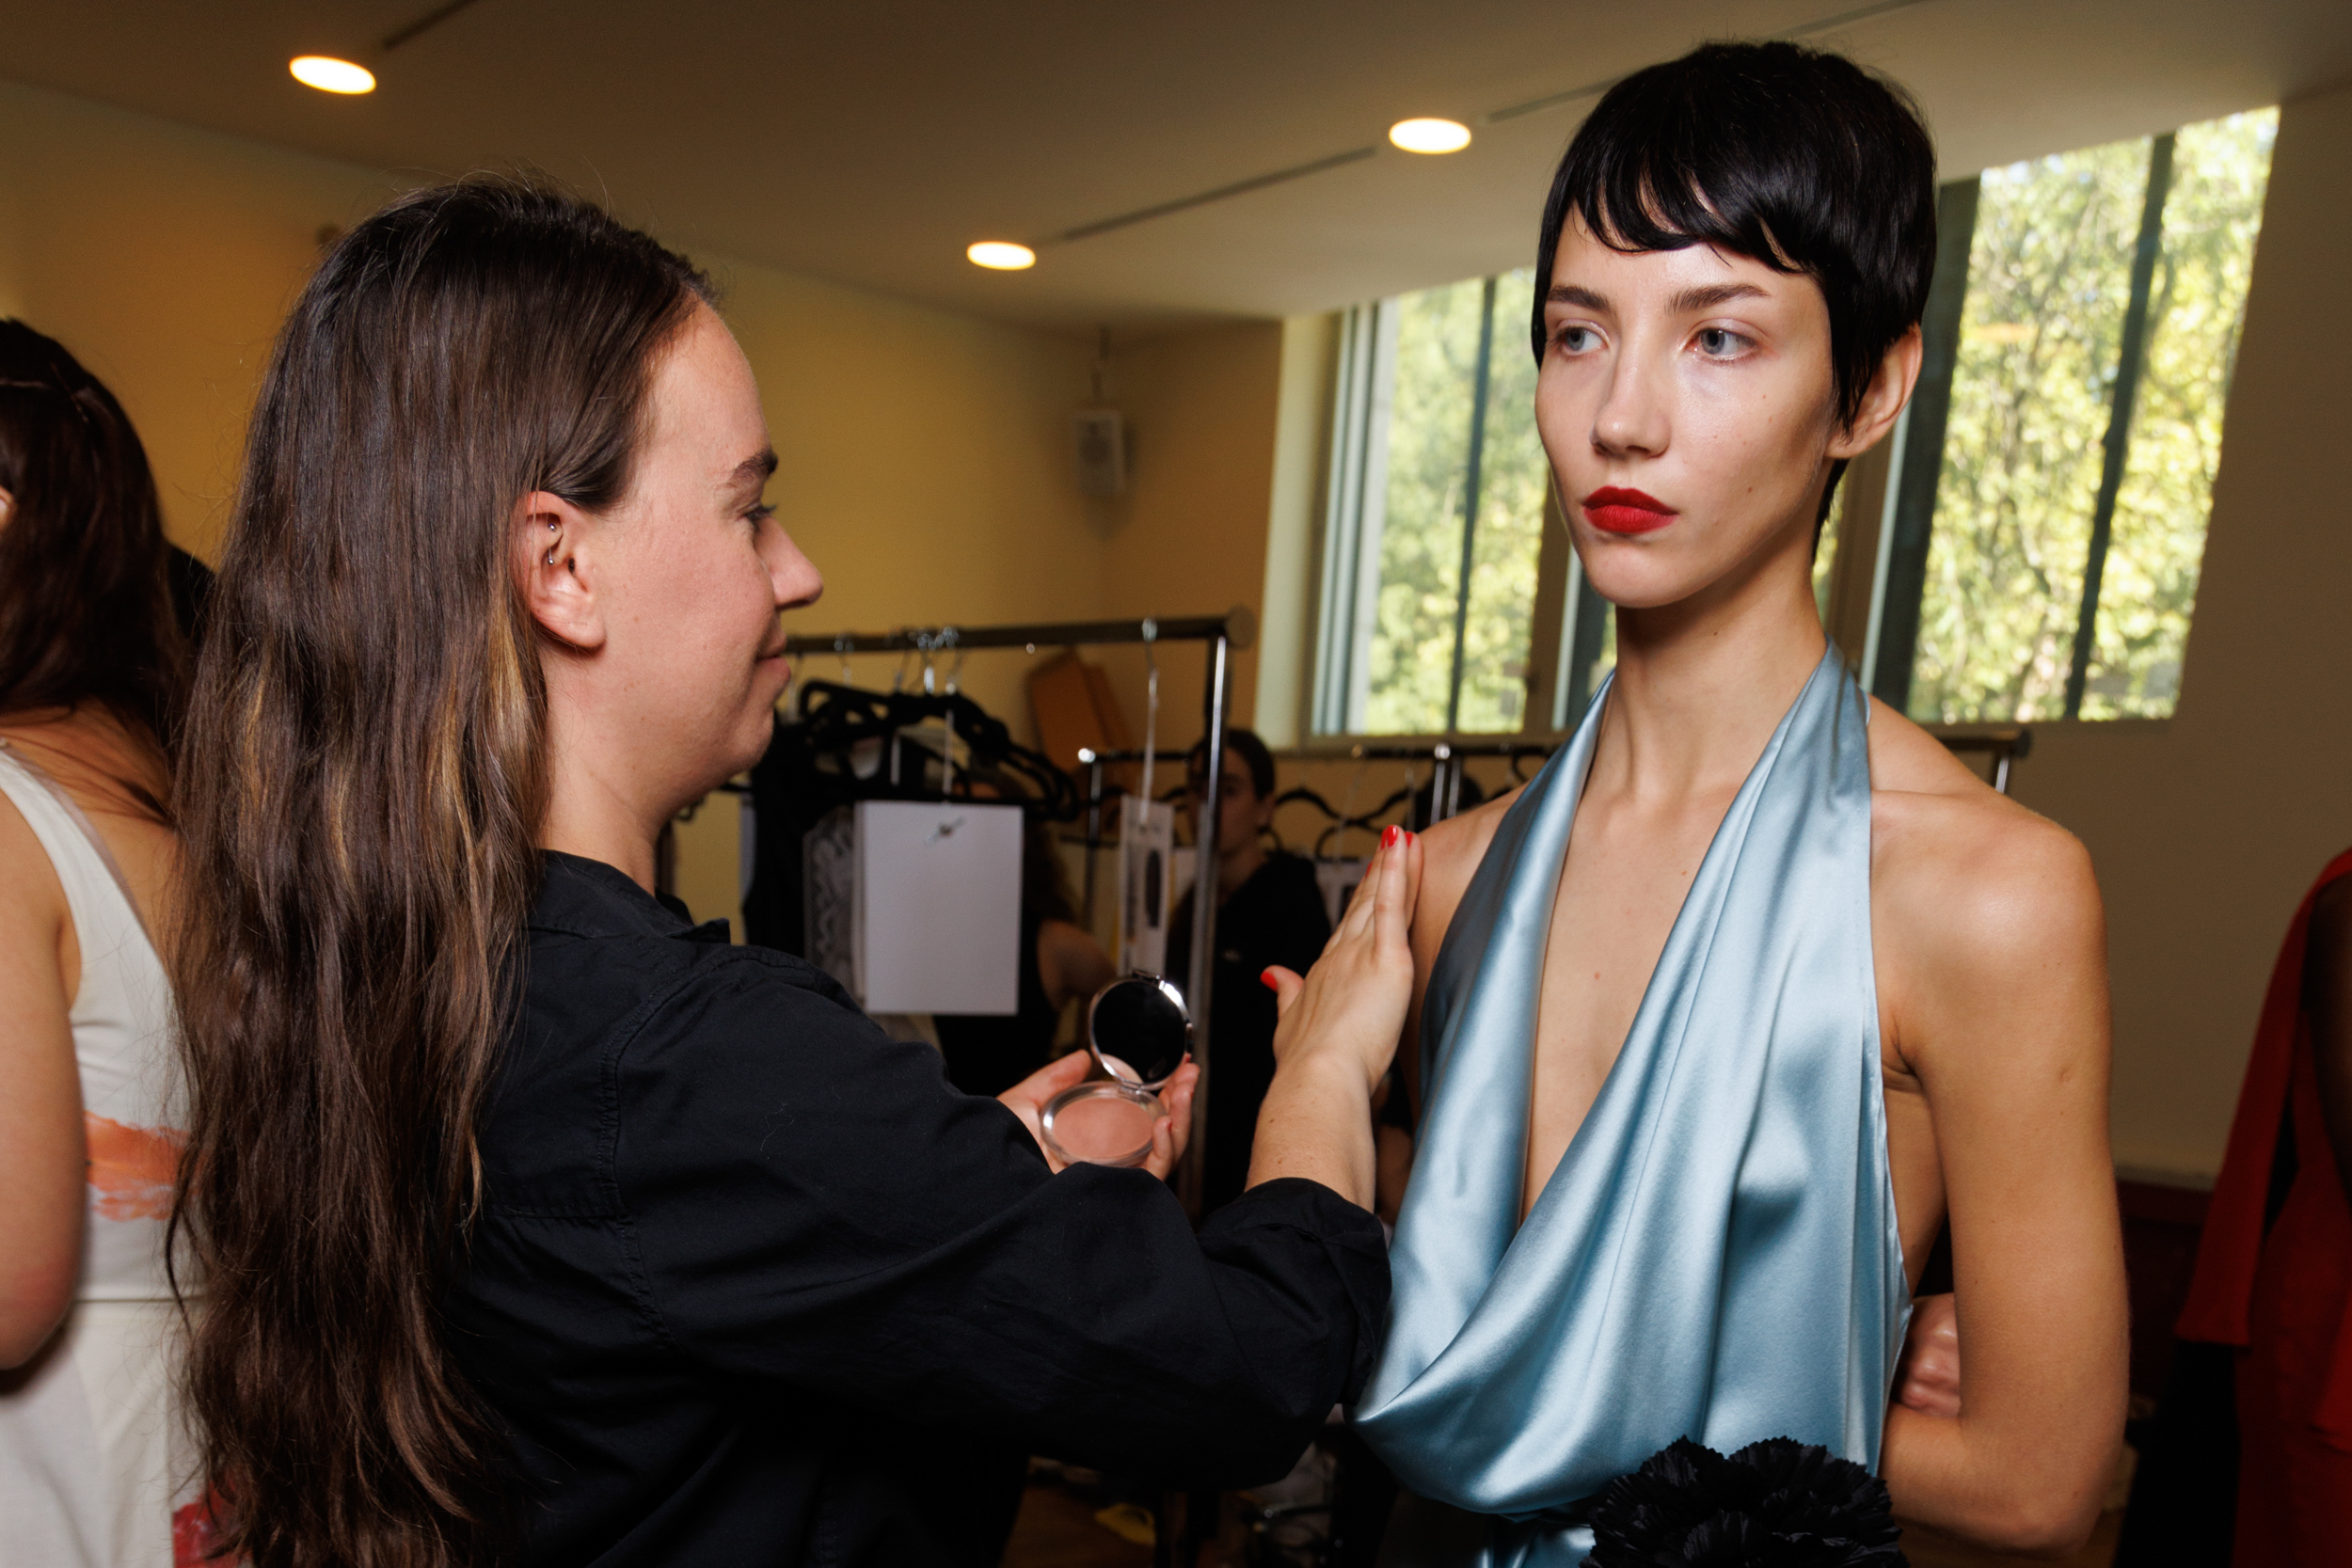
[1247,1056,1376,1211]
[1881,1377,2120,1554]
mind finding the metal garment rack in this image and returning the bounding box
[1073,736,1554,910]
[1078,725,2036,892]
[1925,724,2033,795]
[787,610,1250,1216]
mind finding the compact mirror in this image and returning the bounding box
[1039,974,1192,1168]
[1087,972,1191,1090]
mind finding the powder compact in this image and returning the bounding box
[1041,973,1192,1167]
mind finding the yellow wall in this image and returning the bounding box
[0,77,1293,942]
[0,81,397,560]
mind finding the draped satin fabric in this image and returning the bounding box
[1353,649,1909,1567]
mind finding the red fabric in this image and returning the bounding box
[2177,849,2352,1464]
[2232,1040,2352,1561]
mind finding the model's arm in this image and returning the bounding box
[0,795,85,1369]
[1879,817,2126,1555]
[2302,878,2352,1209]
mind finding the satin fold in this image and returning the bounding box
[1354,649,1908,1568]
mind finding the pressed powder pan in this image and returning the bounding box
[1041,973,1192,1166]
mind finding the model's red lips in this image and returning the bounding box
[1583,486,1678,535]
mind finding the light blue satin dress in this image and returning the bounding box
[1353,648,1909,1567]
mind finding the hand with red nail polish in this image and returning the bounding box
[1250,816,1424,1210]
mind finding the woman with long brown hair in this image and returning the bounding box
[0,319,197,1564]
[172,178,1420,1568]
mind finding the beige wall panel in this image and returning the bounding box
[2005,79,2352,1180]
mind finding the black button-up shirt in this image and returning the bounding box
[445,853,1390,1566]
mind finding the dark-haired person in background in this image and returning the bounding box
[0,321,200,1564]
[1168,728,1332,1214]
[168,179,1421,1568]
[1350,41,2125,1564]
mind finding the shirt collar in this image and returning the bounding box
[530,850,731,944]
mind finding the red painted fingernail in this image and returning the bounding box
[1261,968,1279,990]
[1383,824,1402,848]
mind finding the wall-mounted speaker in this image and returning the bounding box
[1072,408,1127,497]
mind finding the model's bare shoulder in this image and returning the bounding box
[1865,700,2106,1072]
[1412,786,1521,955]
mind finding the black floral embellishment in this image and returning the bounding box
[1583,1436,1905,1566]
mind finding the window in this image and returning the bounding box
[1312,269,1553,736]
[1873,109,2277,722]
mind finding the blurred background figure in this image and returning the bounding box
[0,320,201,1565]
[1169,728,1333,1214]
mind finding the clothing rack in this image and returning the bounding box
[787,610,1252,1217]
[1924,724,2033,795]
[1077,724,2036,896]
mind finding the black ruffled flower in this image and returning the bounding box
[1582,1436,1905,1567]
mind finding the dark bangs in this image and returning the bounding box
[1533,41,1937,428]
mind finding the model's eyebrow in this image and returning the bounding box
[1668,282,1768,312]
[1547,284,1610,311]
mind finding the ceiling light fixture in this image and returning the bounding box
[966,241,1037,271]
[290,55,377,94]
[1389,118,1471,154]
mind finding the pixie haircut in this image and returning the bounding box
[1534,40,1937,449]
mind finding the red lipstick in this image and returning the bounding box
[1582,486,1677,535]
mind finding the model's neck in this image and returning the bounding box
[1595,566,1830,803]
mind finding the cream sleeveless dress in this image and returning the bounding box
[0,739,201,1567]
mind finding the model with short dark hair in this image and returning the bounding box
[1336,41,2127,1561]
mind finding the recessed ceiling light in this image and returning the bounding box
[1390,118,1471,154]
[290,55,376,95]
[966,241,1037,271]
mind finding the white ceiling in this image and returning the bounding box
[2,0,2345,331]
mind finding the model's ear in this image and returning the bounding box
[1829,324,1923,460]
[514,490,606,652]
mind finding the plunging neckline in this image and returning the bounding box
[1355,642,1910,1536]
[1510,653,1870,1233]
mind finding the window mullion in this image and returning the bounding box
[1869,176,1980,712]
[2063,132,2176,719]
[1444,276,1501,733]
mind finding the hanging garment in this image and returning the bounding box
[2174,848,2352,1567]
[0,740,199,1568]
[1352,649,1908,1568]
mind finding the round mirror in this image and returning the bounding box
[1088,972,1191,1089]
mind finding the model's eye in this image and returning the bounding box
[1695,327,1750,358]
[744,503,775,531]
[1553,324,1599,355]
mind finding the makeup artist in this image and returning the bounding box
[167,179,1418,1568]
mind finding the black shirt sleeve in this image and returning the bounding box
[612,949,1388,1484]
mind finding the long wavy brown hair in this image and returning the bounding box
[0,319,187,778]
[170,178,707,1568]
